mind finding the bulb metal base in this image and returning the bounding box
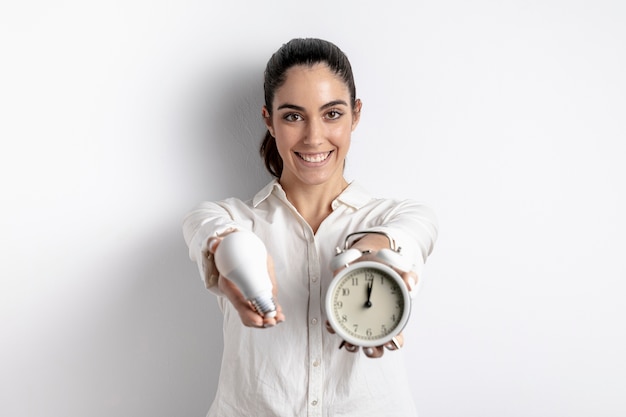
[250,296,277,318]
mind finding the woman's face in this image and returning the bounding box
[263,63,361,190]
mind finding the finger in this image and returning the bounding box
[207,228,238,254]
[325,320,336,334]
[207,236,221,254]
[339,340,359,353]
[274,303,285,323]
[362,346,385,358]
[263,303,285,327]
[400,270,418,293]
[384,333,405,351]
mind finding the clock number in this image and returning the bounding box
[328,260,410,346]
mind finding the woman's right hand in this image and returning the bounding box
[208,234,285,328]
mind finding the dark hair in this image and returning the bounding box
[260,38,357,178]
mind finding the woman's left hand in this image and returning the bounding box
[325,320,405,358]
[326,244,418,359]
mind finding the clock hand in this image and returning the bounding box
[365,279,373,308]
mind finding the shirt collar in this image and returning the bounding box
[252,179,372,210]
[252,180,284,207]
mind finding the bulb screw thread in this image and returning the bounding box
[250,296,277,318]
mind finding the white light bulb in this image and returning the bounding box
[213,231,277,318]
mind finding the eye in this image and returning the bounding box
[325,109,343,120]
[283,113,303,122]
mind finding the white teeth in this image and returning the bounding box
[298,152,331,163]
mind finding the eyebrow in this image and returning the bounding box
[276,99,349,112]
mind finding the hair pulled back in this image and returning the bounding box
[260,38,357,178]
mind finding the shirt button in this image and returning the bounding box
[311,400,318,406]
[311,318,318,325]
[312,276,318,282]
[313,359,320,367]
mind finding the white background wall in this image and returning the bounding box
[1,1,625,416]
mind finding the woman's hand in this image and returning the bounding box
[208,233,285,328]
[325,250,415,358]
[325,320,404,358]
[327,233,418,358]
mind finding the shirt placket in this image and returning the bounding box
[305,230,323,417]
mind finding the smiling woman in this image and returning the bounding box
[182,38,438,417]
[262,63,362,231]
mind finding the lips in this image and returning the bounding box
[296,151,332,163]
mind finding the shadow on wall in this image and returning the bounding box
[79,61,273,415]
[166,59,273,410]
[13,59,274,417]
[169,58,273,410]
[84,230,221,417]
[185,57,273,201]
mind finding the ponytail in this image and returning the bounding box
[259,130,282,178]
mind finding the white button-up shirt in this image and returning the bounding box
[183,180,438,417]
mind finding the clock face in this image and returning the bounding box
[326,261,411,347]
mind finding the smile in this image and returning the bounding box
[296,151,332,163]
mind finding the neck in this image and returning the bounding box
[280,177,349,233]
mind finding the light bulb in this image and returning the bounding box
[213,230,277,318]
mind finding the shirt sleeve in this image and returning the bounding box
[182,200,242,294]
[364,200,439,292]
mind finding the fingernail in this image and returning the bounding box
[364,347,374,356]
[207,238,219,253]
[345,344,359,353]
[263,322,275,328]
[408,277,417,292]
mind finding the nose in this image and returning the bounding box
[303,118,324,146]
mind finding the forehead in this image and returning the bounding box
[273,63,351,107]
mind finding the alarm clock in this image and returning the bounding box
[325,231,412,348]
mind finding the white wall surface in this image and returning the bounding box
[1,1,625,416]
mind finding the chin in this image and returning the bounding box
[299,170,344,187]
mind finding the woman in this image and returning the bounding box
[183,38,438,417]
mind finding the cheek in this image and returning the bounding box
[274,139,289,158]
[273,124,291,142]
[273,130,297,157]
[329,124,353,144]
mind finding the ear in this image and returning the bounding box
[351,99,362,132]
[262,106,275,137]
